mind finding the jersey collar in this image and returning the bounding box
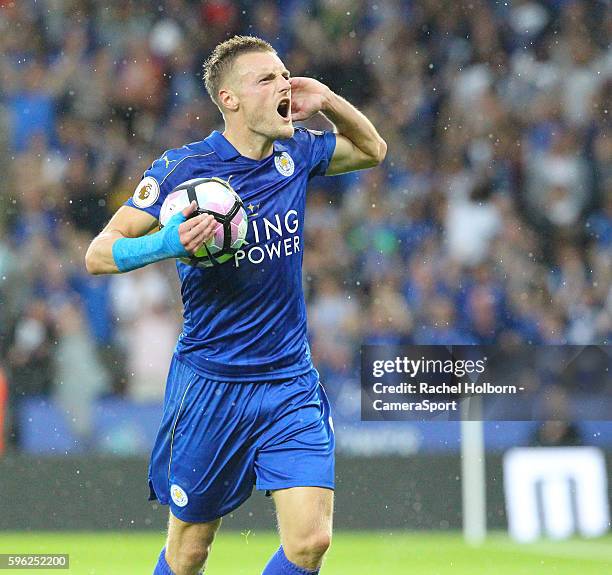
[206,130,288,161]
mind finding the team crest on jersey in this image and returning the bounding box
[274,152,295,177]
[132,176,160,208]
[170,484,189,507]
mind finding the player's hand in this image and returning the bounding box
[289,77,331,122]
[178,201,216,255]
[161,201,216,257]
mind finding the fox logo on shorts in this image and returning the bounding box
[170,484,189,507]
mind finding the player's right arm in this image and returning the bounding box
[85,202,215,275]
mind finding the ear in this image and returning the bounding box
[218,88,239,112]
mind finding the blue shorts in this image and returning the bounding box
[148,356,335,523]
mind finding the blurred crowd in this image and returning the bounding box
[0,0,610,446]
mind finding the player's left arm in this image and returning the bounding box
[290,77,387,175]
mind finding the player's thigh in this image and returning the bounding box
[166,510,221,563]
[255,371,335,494]
[150,360,260,523]
[273,486,334,549]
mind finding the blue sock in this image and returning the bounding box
[153,548,174,575]
[261,546,319,575]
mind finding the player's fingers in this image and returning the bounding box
[182,223,213,250]
[181,200,198,218]
[186,220,217,252]
[182,216,215,248]
[199,221,218,244]
[179,212,207,232]
[179,213,213,237]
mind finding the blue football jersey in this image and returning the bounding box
[125,129,337,381]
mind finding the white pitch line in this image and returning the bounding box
[491,538,612,562]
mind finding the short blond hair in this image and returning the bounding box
[203,35,276,107]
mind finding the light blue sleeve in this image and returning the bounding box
[112,212,189,273]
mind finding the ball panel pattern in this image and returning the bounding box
[160,177,248,268]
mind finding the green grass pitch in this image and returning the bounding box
[0,531,610,574]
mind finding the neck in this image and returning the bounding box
[222,124,274,161]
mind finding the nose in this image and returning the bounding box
[279,76,291,92]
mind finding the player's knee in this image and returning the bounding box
[169,541,210,574]
[286,530,331,566]
[306,531,331,559]
[166,514,220,574]
[308,530,332,557]
[167,530,217,575]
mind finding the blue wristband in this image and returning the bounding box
[112,212,190,272]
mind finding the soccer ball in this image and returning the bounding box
[159,177,248,268]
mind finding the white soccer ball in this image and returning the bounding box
[159,177,248,268]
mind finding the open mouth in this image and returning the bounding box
[277,98,290,120]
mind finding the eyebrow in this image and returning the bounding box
[257,69,291,80]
